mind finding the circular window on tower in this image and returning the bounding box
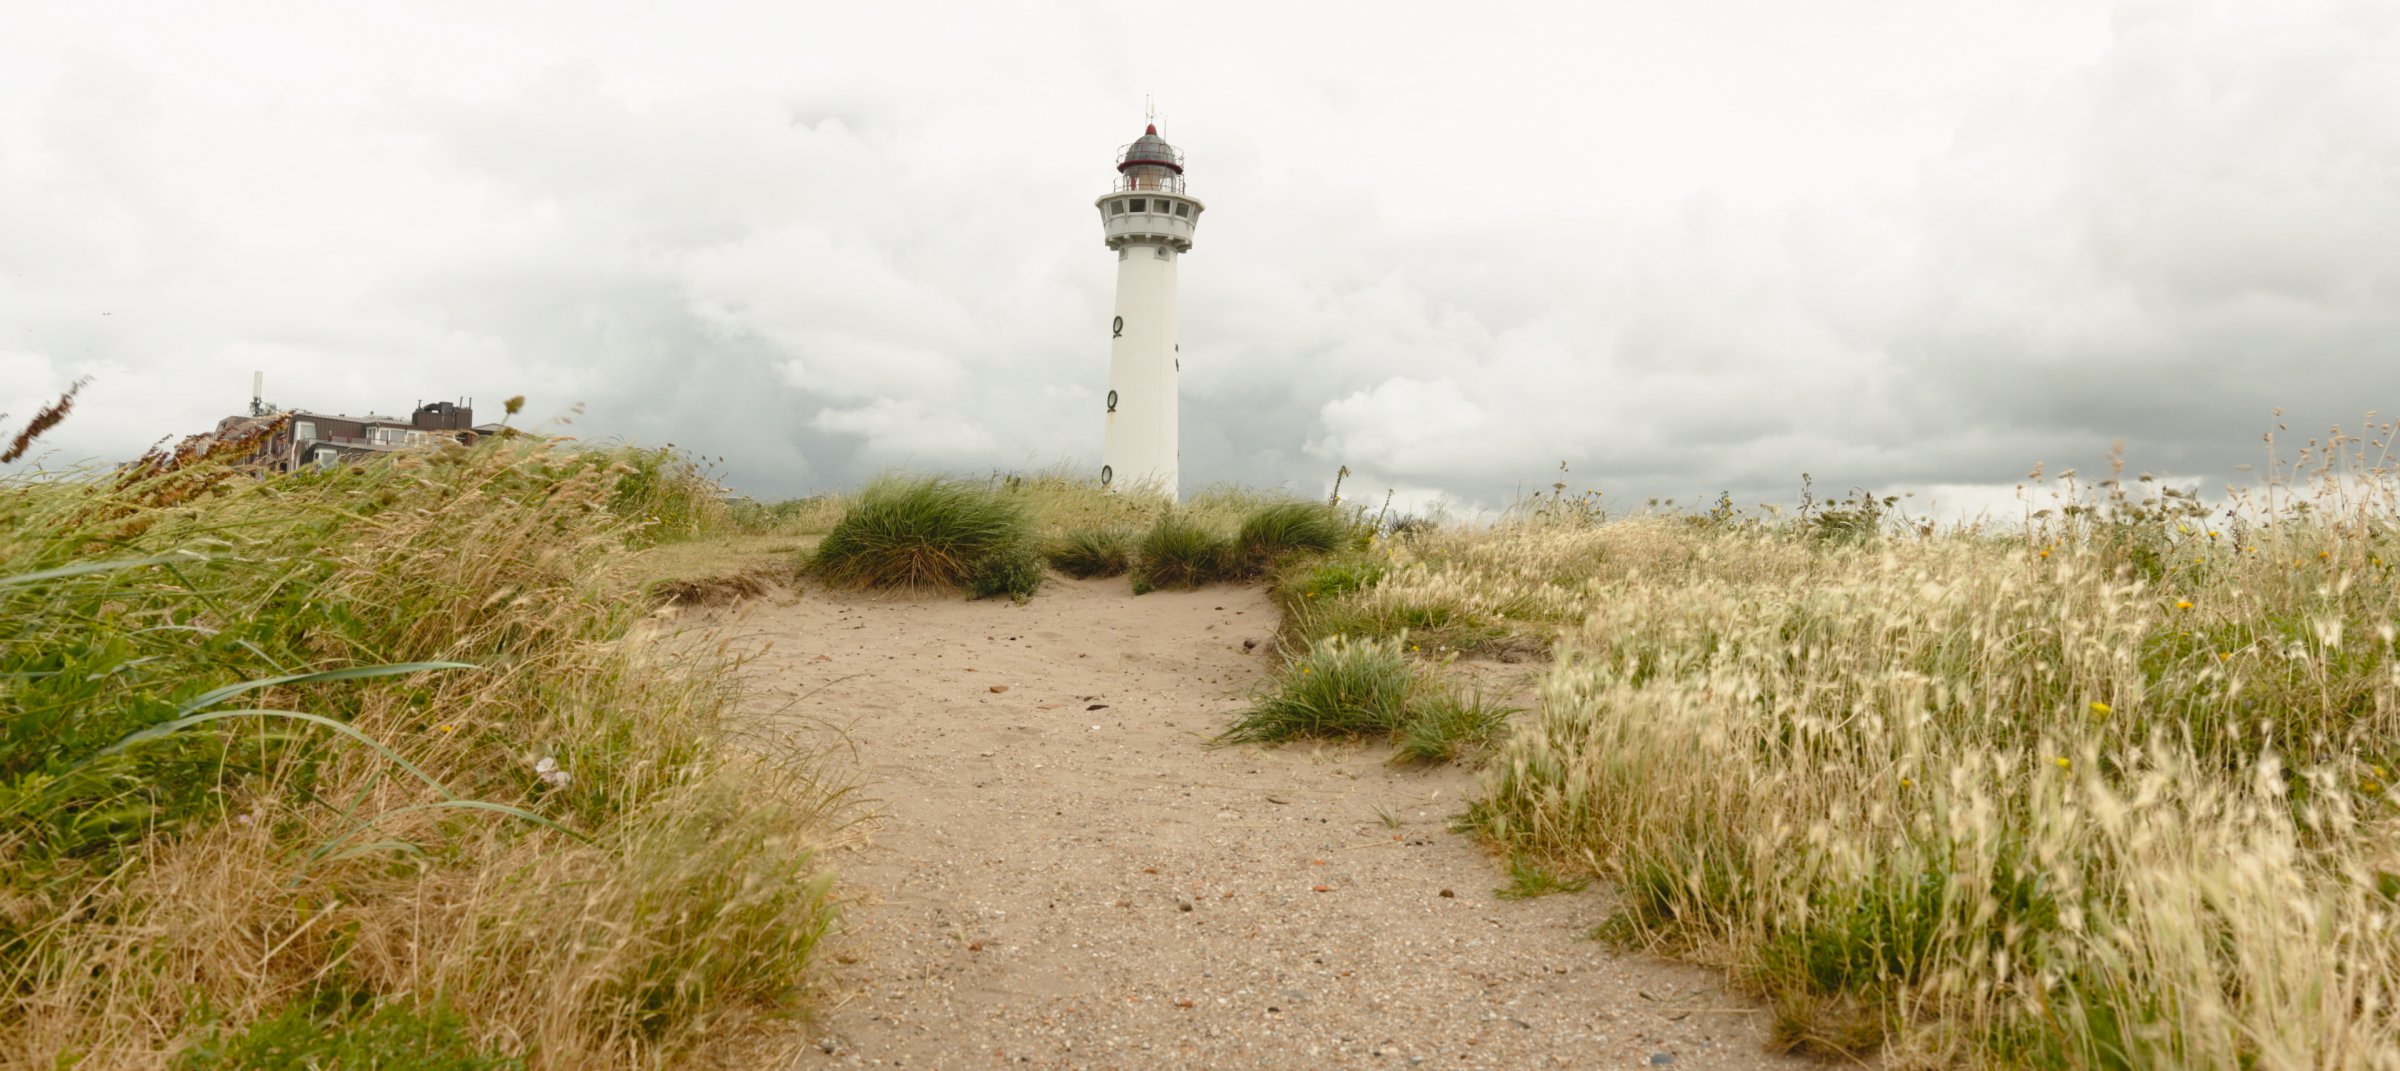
[1106,390,1118,413]
[1099,465,1114,486]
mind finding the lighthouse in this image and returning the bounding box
[1095,123,1203,498]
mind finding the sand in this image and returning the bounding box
[694,575,1804,1070]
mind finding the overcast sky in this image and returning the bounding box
[4,0,2394,518]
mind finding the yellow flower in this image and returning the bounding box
[2376,765,2389,779]
[1899,777,1914,790]
[2218,652,2233,661]
[2038,548,2051,559]
[437,723,456,734]
[2054,757,2073,770]
[2088,701,2112,718]
[2208,530,2220,538]
[2320,550,2331,560]
[2175,600,2194,610]
[2366,780,2384,795]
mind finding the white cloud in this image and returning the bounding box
[2,0,2392,514]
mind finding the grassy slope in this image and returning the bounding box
[0,443,844,1069]
[1287,446,2400,1067]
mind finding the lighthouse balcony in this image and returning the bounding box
[1110,172,1187,195]
[1096,191,1204,252]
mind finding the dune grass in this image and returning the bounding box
[812,476,1041,599]
[1045,528,1135,578]
[1415,432,2400,1066]
[1219,635,1514,764]
[1234,501,1354,575]
[0,439,845,1068]
[1132,513,1237,593]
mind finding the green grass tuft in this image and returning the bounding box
[1235,502,1352,574]
[1046,528,1134,579]
[811,476,1038,593]
[1495,856,1591,901]
[1132,514,1235,591]
[1392,688,1518,765]
[1220,635,1415,744]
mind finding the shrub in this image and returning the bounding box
[1046,528,1134,578]
[1220,636,1415,744]
[1235,501,1350,574]
[1133,514,1234,591]
[812,476,1037,592]
[968,543,1046,601]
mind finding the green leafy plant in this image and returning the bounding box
[178,993,521,1071]
[967,542,1046,601]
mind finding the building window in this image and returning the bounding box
[312,447,338,469]
[1128,199,1146,213]
[1174,203,1189,217]
[294,420,316,440]
[1110,200,1125,215]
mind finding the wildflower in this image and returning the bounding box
[2218,652,2233,661]
[2208,530,2220,539]
[2038,548,2051,559]
[534,755,571,788]
[2053,757,2072,770]
[1899,777,1914,790]
[2088,701,2111,718]
[2377,765,2390,779]
[2175,600,2194,611]
[2320,551,2331,560]
[2366,780,2384,795]
[437,723,456,734]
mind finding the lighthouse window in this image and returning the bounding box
[1128,199,1146,213]
[1174,203,1189,217]
[1110,200,1126,215]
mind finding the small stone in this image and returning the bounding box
[1649,1054,1676,1066]
[1178,901,1193,912]
[1440,889,1455,898]
[989,684,1009,693]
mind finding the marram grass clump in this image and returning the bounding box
[812,476,1042,599]
[1132,513,1235,593]
[1220,635,1510,764]
[1045,528,1135,579]
[1234,501,1353,575]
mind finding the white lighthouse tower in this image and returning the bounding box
[1095,122,1203,498]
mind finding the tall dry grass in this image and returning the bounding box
[1311,428,2400,1067]
[1,439,844,1068]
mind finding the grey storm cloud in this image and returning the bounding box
[3,0,2395,520]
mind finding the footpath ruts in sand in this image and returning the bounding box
[708,575,1802,1070]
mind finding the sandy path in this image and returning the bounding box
[713,576,1799,1070]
